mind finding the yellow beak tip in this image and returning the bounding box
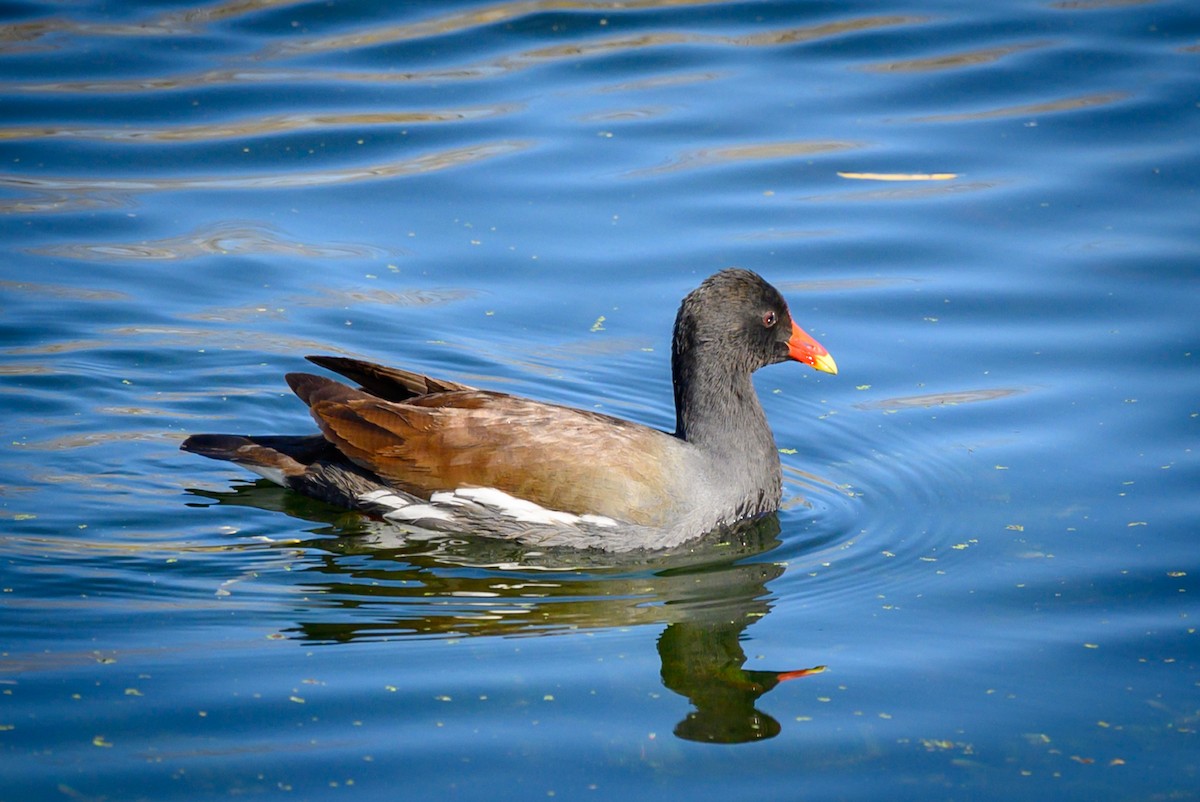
[813,353,838,375]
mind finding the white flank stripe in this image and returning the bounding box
[242,464,287,487]
[429,490,469,507]
[359,490,455,522]
[451,487,584,526]
[359,489,404,508]
[383,504,454,523]
[366,487,618,530]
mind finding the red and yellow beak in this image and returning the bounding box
[787,321,838,375]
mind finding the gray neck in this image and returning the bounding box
[672,352,783,516]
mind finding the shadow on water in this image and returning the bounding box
[187,481,828,744]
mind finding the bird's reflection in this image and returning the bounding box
[186,480,826,743]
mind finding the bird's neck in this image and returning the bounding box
[672,348,775,457]
[672,351,783,518]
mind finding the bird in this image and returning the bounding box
[182,268,837,551]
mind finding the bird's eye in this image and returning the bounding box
[762,310,778,328]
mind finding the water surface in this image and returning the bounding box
[1,1,1197,800]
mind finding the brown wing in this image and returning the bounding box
[287,373,680,526]
[305,355,475,402]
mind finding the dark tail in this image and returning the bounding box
[181,433,336,467]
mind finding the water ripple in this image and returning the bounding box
[1,328,347,358]
[30,221,389,261]
[185,286,479,322]
[11,15,926,94]
[260,0,742,58]
[262,13,926,60]
[778,277,922,292]
[775,403,989,604]
[855,387,1029,411]
[0,141,531,211]
[799,179,1004,203]
[906,91,1130,124]
[0,189,133,214]
[628,140,864,177]
[0,0,316,46]
[862,40,1052,73]
[1050,0,1160,9]
[0,279,129,301]
[0,105,522,143]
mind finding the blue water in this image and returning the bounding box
[1,0,1197,800]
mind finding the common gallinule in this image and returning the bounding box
[182,269,837,550]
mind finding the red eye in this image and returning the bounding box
[762,310,778,328]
